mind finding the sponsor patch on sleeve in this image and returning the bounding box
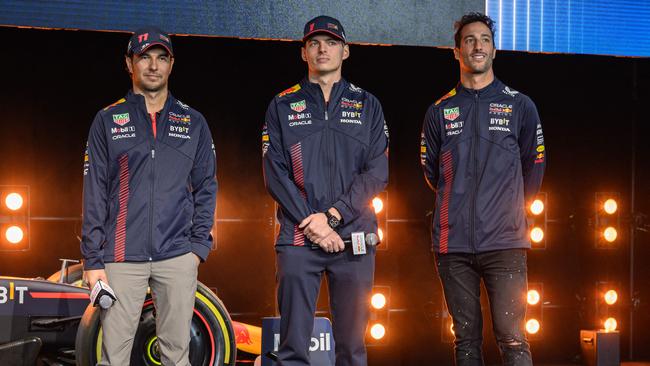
[435,88,456,106]
[262,123,270,156]
[420,132,427,165]
[83,142,89,176]
[103,98,126,111]
[278,84,301,98]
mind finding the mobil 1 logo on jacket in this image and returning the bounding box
[287,100,312,127]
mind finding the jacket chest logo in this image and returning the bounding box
[287,112,312,127]
[340,97,363,110]
[489,103,513,116]
[168,112,191,125]
[169,125,191,139]
[443,107,460,121]
[290,100,307,113]
[340,110,362,125]
[111,125,136,140]
[489,117,511,133]
[112,113,130,126]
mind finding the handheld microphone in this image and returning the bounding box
[90,280,117,309]
[310,232,380,250]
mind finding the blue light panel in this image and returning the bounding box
[486,0,650,57]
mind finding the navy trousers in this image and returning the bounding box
[436,249,533,366]
[275,245,375,366]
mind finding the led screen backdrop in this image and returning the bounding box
[0,0,481,47]
[487,0,650,57]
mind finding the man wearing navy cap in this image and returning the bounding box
[82,27,217,365]
[263,16,389,366]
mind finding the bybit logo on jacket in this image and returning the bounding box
[169,125,191,139]
[341,110,362,125]
[489,117,511,132]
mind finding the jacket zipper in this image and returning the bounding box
[148,112,156,261]
[318,85,335,205]
[325,107,335,205]
[469,91,479,252]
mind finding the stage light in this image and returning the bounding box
[596,282,621,333]
[371,293,387,310]
[604,318,617,332]
[595,193,620,248]
[370,323,385,340]
[530,199,544,215]
[372,197,384,214]
[0,186,30,251]
[449,323,455,335]
[530,227,544,243]
[368,285,390,346]
[526,319,540,334]
[603,227,617,243]
[603,199,618,215]
[6,226,23,244]
[526,282,544,340]
[5,193,23,211]
[372,191,388,250]
[527,193,547,249]
[528,290,541,305]
[604,290,618,305]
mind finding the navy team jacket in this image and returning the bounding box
[263,78,389,246]
[420,79,546,253]
[81,90,217,270]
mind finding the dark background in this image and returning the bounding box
[0,27,649,364]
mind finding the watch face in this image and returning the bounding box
[328,216,340,228]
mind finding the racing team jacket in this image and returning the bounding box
[81,90,217,270]
[420,79,545,254]
[263,78,389,246]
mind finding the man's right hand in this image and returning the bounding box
[315,231,345,253]
[83,269,108,290]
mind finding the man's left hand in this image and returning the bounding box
[299,213,332,242]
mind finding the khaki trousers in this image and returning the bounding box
[98,252,198,366]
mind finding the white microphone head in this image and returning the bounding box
[365,233,379,246]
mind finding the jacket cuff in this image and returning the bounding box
[332,200,354,225]
[83,256,105,270]
[192,242,211,262]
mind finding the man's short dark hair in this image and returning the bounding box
[454,12,496,48]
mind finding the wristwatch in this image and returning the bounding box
[324,210,341,229]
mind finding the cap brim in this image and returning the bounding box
[302,30,345,43]
[136,42,174,56]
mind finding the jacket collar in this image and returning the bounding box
[456,78,503,98]
[299,77,348,105]
[125,89,175,113]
